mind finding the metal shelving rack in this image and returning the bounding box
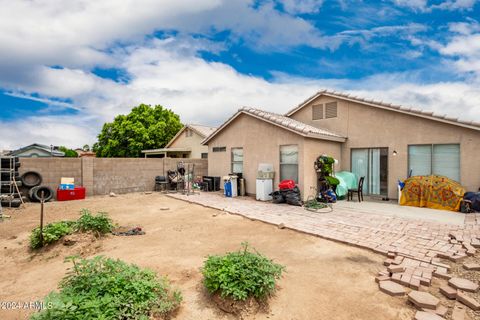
[0,156,24,210]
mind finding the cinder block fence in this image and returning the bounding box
[19,158,207,197]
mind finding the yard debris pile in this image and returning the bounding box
[376,232,480,319]
[112,226,145,236]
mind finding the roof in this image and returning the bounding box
[10,143,65,157]
[286,89,480,131]
[142,147,192,154]
[165,124,218,148]
[202,107,346,144]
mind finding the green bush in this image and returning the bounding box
[30,221,76,249]
[76,209,114,234]
[31,256,182,320]
[202,243,285,301]
[29,209,114,249]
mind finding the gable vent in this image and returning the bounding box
[312,104,324,120]
[325,102,337,119]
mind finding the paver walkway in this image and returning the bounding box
[169,192,480,289]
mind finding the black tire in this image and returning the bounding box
[32,185,54,202]
[21,171,42,188]
[1,172,20,180]
[28,186,40,202]
[0,180,22,188]
[1,199,21,208]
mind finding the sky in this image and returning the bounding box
[0,0,479,150]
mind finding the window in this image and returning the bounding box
[212,146,226,152]
[201,152,208,159]
[408,144,460,182]
[325,102,337,118]
[312,104,324,120]
[280,145,298,183]
[231,148,243,173]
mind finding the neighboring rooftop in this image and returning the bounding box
[188,124,217,137]
[10,143,65,157]
[203,106,346,144]
[286,89,480,131]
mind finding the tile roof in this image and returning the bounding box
[188,124,217,137]
[286,89,480,131]
[202,107,346,144]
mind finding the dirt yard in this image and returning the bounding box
[0,193,414,320]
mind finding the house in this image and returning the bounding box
[203,90,480,200]
[10,143,65,157]
[142,124,217,159]
[74,149,96,158]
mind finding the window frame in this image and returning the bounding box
[231,147,244,174]
[279,144,299,183]
[212,146,226,152]
[407,143,461,181]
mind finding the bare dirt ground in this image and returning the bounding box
[0,193,414,320]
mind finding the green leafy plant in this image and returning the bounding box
[202,242,285,301]
[29,209,115,249]
[325,176,340,187]
[31,256,182,320]
[30,221,76,249]
[76,209,114,234]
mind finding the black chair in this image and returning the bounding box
[348,176,365,202]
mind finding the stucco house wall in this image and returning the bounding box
[168,129,209,158]
[289,95,480,199]
[207,113,343,199]
[208,113,306,196]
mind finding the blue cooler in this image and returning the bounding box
[224,181,232,197]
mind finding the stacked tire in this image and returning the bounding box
[20,171,53,202]
[0,157,23,208]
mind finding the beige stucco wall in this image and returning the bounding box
[207,113,343,200]
[290,96,480,198]
[169,129,209,158]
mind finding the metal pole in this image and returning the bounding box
[39,191,45,246]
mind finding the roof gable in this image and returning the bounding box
[286,90,480,132]
[166,124,218,148]
[11,143,65,156]
[202,107,346,145]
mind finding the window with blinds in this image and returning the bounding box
[312,104,323,120]
[280,145,299,183]
[325,102,338,118]
[408,144,460,182]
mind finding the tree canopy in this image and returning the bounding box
[93,104,183,157]
[58,146,78,158]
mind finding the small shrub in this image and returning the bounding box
[76,209,114,234]
[31,256,182,320]
[30,221,76,249]
[202,242,285,301]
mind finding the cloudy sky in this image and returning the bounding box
[1,0,479,149]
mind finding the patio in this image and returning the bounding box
[169,192,480,289]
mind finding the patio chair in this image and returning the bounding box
[348,176,364,202]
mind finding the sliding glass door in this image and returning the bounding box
[351,148,388,196]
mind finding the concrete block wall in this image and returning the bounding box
[19,158,83,194]
[19,157,208,197]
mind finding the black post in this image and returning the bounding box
[39,191,45,246]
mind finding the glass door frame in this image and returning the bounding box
[350,147,389,196]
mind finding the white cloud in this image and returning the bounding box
[393,0,477,11]
[1,0,480,150]
[278,0,324,14]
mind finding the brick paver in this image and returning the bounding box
[168,192,480,289]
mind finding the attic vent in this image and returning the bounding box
[312,104,324,120]
[325,102,337,119]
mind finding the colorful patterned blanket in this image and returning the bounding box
[400,175,465,212]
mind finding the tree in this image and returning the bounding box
[59,146,78,157]
[93,104,183,157]
[82,144,90,152]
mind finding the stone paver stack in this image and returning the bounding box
[168,193,480,318]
